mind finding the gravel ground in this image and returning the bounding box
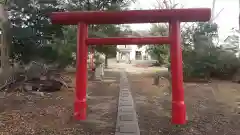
[0,70,120,135]
[128,72,240,135]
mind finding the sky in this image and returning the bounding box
[129,0,239,40]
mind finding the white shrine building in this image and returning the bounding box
[116,45,152,62]
[116,30,152,63]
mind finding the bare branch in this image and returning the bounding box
[151,0,190,30]
[211,8,224,22]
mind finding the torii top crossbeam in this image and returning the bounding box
[50,8,211,25]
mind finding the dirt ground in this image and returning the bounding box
[128,72,240,135]
[2,65,240,135]
[0,70,120,135]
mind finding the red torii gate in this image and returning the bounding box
[50,8,211,125]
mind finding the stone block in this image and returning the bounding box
[120,91,130,95]
[119,107,134,113]
[122,88,129,91]
[119,96,132,102]
[120,101,133,106]
[116,123,139,133]
[119,114,135,121]
[120,92,130,97]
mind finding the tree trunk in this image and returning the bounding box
[105,54,108,68]
[239,13,240,31]
[210,0,216,23]
[239,0,240,30]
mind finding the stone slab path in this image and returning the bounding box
[115,70,140,135]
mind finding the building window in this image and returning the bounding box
[135,51,142,60]
[144,55,148,60]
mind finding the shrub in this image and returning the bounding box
[182,47,240,80]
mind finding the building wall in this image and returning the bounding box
[129,46,136,60]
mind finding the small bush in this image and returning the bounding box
[182,47,240,80]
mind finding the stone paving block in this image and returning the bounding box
[119,95,131,100]
[115,133,138,135]
[119,107,134,113]
[120,93,130,97]
[120,90,130,93]
[121,87,129,90]
[120,90,129,93]
[116,123,139,133]
[119,101,133,106]
[119,114,135,121]
[120,91,130,96]
[119,91,131,95]
[120,92,129,96]
[119,96,132,102]
[121,90,129,93]
[120,94,130,98]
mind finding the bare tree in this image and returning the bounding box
[151,0,194,33]
[152,0,223,29]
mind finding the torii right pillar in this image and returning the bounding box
[170,20,185,124]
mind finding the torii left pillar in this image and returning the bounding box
[74,23,88,119]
